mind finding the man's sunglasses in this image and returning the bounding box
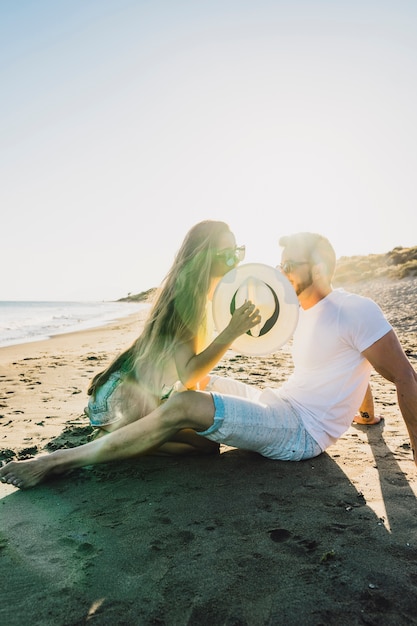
[278,260,310,274]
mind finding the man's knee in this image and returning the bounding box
[161,390,193,425]
[164,390,213,429]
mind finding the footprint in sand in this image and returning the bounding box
[269,528,319,554]
[269,528,292,542]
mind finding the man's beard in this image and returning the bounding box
[295,270,313,296]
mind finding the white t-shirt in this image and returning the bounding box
[260,289,392,450]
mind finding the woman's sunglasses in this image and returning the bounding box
[215,245,246,267]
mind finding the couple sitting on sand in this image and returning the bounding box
[1,220,417,489]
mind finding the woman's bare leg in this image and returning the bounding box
[155,429,220,456]
[0,391,216,489]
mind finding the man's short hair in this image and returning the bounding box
[279,232,336,277]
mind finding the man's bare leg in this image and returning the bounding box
[0,391,216,489]
[92,381,218,455]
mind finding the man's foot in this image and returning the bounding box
[353,411,383,425]
[0,457,54,489]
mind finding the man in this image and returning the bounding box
[2,232,417,488]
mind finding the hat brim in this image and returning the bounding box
[212,263,299,356]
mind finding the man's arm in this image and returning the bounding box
[362,330,417,466]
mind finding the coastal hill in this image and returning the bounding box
[333,245,417,284]
[119,245,417,302]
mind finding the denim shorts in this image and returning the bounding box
[85,372,123,427]
[85,372,177,427]
[197,389,322,461]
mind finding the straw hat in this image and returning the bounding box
[212,263,299,356]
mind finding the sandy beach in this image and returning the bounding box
[2,280,417,625]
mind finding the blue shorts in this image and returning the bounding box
[197,387,322,461]
[85,372,176,427]
[85,372,123,427]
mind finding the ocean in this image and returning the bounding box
[0,301,149,348]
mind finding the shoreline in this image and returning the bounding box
[0,300,149,351]
[0,310,147,365]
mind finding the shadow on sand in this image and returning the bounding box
[1,430,417,625]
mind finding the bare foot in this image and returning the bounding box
[353,411,383,425]
[0,457,56,489]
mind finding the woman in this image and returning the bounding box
[84,220,260,455]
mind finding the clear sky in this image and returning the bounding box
[2,0,417,301]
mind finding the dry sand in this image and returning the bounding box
[1,280,417,625]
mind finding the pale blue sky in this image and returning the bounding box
[2,0,416,300]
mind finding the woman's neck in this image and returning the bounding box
[208,276,222,301]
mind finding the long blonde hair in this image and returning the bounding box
[88,220,231,397]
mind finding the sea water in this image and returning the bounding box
[0,301,149,348]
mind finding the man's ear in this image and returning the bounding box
[313,261,327,279]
